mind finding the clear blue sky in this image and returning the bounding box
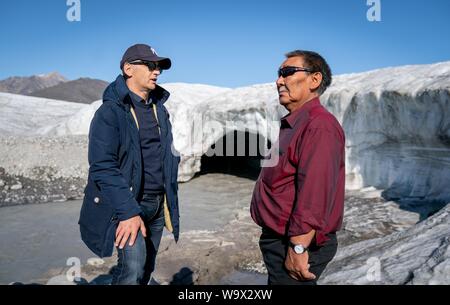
[1,0,449,87]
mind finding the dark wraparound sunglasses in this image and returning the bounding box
[278,66,316,78]
[129,60,163,74]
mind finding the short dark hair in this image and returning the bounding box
[285,50,332,95]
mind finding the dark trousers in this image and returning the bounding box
[111,193,165,285]
[259,227,338,285]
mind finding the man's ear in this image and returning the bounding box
[309,72,323,92]
[122,62,133,78]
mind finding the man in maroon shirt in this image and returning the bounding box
[251,50,345,285]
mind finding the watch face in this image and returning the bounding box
[294,245,305,254]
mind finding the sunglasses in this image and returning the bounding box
[278,66,316,78]
[128,60,163,73]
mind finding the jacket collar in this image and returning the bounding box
[103,75,170,108]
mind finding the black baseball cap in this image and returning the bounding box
[120,44,172,70]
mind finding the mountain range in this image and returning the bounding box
[27,77,108,104]
[0,72,67,95]
[0,73,108,104]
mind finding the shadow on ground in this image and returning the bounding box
[381,188,448,221]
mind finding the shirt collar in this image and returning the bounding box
[281,97,321,128]
[129,90,153,108]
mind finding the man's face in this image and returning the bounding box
[124,62,161,91]
[276,56,319,112]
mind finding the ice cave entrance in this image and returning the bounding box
[199,130,271,180]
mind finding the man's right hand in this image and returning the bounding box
[115,215,147,249]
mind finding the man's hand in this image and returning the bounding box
[285,247,316,281]
[115,215,147,249]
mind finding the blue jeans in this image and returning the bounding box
[111,193,165,285]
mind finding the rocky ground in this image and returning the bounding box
[1,136,448,285]
[0,136,88,207]
[321,203,450,285]
[24,179,448,285]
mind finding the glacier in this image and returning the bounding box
[0,92,85,136]
[320,203,450,285]
[1,62,450,285]
[1,62,449,202]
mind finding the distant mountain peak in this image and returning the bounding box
[27,77,109,104]
[0,72,68,95]
[37,72,67,80]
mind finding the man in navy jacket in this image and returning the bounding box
[79,44,180,285]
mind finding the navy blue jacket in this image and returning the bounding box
[78,75,180,258]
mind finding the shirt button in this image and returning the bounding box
[94,197,100,204]
[130,186,133,192]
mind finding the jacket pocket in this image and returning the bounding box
[79,184,117,257]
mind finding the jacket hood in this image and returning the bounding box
[102,75,170,107]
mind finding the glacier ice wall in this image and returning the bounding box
[169,62,450,202]
[322,62,450,201]
[1,62,449,201]
[0,92,85,136]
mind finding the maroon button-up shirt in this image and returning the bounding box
[250,97,345,246]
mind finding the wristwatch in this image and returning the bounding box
[289,241,308,254]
